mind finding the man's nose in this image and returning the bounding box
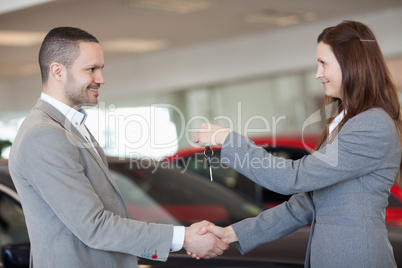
[95,71,105,84]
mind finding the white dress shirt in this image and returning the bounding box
[40,93,185,251]
[40,93,99,155]
[329,110,346,137]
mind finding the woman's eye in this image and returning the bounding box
[320,61,326,67]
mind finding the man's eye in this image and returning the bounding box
[89,68,95,72]
[320,61,326,67]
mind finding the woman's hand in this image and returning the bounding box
[186,223,238,259]
[193,123,231,147]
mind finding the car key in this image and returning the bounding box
[204,146,214,182]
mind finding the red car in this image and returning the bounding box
[166,134,402,226]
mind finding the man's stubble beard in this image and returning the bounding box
[64,71,95,109]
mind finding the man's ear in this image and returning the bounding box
[49,62,65,82]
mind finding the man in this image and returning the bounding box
[8,27,227,267]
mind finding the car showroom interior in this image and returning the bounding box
[0,0,401,267]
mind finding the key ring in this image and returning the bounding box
[204,146,214,182]
[203,146,214,158]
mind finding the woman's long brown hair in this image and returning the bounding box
[315,20,402,186]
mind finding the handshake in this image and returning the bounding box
[183,220,238,260]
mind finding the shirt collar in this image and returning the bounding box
[40,92,87,127]
[332,110,346,125]
[329,110,346,135]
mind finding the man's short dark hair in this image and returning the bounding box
[38,27,99,84]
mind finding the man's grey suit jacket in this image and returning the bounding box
[9,99,173,268]
[221,108,399,268]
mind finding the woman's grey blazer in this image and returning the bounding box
[221,108,399,268]
[8,99,173,268]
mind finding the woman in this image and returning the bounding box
[192,20,402,267]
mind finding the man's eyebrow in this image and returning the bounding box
[84,64,104,69]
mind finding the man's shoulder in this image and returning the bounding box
[19,107,55,130]
[15,107,66,146]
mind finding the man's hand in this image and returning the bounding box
[183,221,229,260]
[199,224,238,244]
[186,223,238,259]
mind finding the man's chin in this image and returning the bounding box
[74,100,98,109]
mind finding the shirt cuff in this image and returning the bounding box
[171,226,185,252]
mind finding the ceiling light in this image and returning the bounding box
[0,30,46,47]
[303,12,318,22]
[245,9,317,26]
[246,13,300,26]
[126,0,213,14]
[101,38,168,53]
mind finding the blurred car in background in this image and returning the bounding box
[0,155,401,267]
[166,134,402,227]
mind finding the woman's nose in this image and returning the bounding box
[315,67,323,80]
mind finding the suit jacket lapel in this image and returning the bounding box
[84,129,123,194]
[34,99,120,190]
[86,126,108,165]
[36,99,91,148]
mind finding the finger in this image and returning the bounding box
[216,239,229,251]
[211,247,223,256]
[207,225,222,238]
[193,142,203,148]
[191,253,199,259]
[192,132,199,143]
[206,252,217,259]
[199,222,215,235]
[197,226,207,235]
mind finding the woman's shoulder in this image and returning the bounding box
[350,107,393,126]
[338,108,399,159]
[343,108,396,138]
